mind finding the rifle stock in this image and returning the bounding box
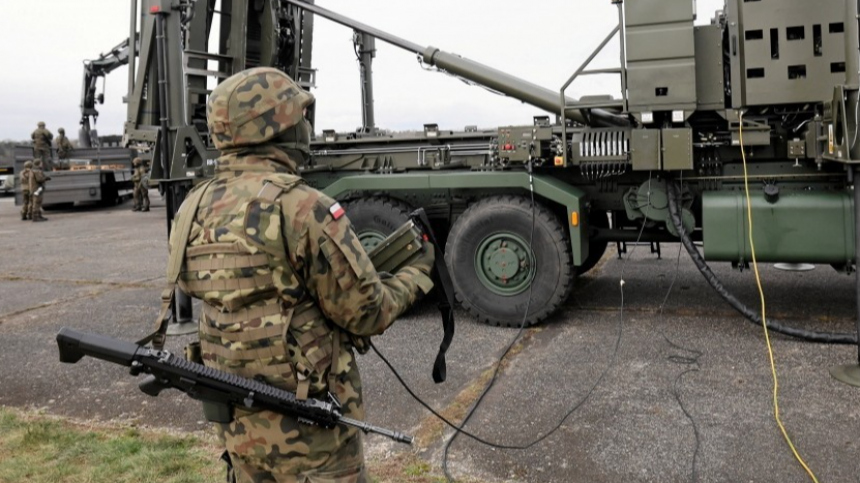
[56,327,413,444]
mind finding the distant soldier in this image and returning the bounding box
[131,157,150,212]
[19,160,33,221]
[31,122,54,171]
[55,128,74,170]
[29,159,50,222]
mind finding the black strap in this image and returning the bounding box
[220,450,235,483]
[410,208,456,384]
[138,178,216,349]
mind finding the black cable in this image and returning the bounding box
[368,163,626,481]
[666,179,856,344]
[436,163,639,482]
[659,236,703,483]
[441,160,538,482]
[370,172,648,483]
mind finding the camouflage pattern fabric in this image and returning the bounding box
[31,127,54,171]
[171,146,433,481]
[207,67,314,151]
[132,165,150,211]
[28,163,49,221]
[19,164,32,220]
[222,408,367,483]
[56,133,73,169]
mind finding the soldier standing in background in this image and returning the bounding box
[55,128,74,170]
[31,122,54,171]
[29,159,50,222]
[131,157,150,212]
[19,160,33,221]
[171,67,434,482]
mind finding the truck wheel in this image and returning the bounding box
[446,195,573,327]
[577,210,610,275]
[345,196,412,252]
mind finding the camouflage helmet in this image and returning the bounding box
[34,159,43,167]
[37,122,45,128]
[132,157,142,167]
[58,127,65,134]
[24,160,33,169]
[207,67,314,150]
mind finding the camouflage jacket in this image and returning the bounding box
[171,146,432,474]
[19,168,32,193]
[31,128,53,150]
[132,166,146,184]
[29,168,47,192]
[56,135,73,158]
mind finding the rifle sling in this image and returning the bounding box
[138,179,216,349]
[411,209,456,384]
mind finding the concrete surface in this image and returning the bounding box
[2,194,860,482]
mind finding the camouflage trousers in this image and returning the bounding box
[217,408,367,483]
[133,184,150,210]
[20,191,30,218]
[30,193,44,219]
[34,149,53,170]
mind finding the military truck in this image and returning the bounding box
[124,0,860,330]
[12,137,135,208]
[0,161,13,195]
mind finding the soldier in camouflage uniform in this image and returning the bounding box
[131,157,150,212]
[31,122,54,171]
[55,128,74,170]
[29,159,50,222]
[19,160,33,220]
[169,67,434,482]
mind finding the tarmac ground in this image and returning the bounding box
[2,193,860,482]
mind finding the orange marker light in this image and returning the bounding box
[554,156,564,167]
[150,5,161,13]
[570,212,579,227]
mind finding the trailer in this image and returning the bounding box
[14,139,135,208]
[0,162,13,195]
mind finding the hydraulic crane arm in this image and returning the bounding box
[80,37,135,147]
[284,0,629,127]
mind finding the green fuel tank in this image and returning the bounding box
[702,190,856,265]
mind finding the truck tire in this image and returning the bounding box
[446,195,573,327]
[577,210,610,275]
[345,196,413,252]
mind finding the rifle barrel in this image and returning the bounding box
[340,416,414,445]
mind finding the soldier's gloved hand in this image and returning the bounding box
[410,242,435,276]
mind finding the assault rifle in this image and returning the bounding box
[56,327,413,444]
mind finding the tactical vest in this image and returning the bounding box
[19,169,31,193]
[178,175,341,400]
[33,130,51,149]
[29,170,46,192]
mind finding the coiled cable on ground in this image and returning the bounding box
[665,176,856,345]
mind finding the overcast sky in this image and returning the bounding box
[0,0,724,142]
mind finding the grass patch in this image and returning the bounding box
[368,451,470,483]
[0,407,221,483]
[0,407,495,483]
[413,327,541,447]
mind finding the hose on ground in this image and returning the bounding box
[666,179,857,345]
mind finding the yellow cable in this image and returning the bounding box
[738,112,819,483]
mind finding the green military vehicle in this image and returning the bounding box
[12,137,135,208]
[124,0,860,331]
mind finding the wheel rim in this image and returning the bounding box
[358,230,388,252]
[475,233,536,296]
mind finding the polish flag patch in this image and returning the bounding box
[329,202,346,220]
